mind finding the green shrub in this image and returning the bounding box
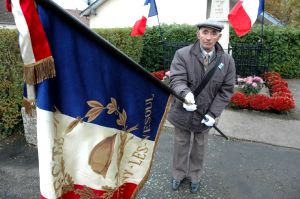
[94,24,198,72]
[230,25,300,78]
[0,29,24,138]
[93,24,300,78]
[139,24,197,72]
[93,28,143,63]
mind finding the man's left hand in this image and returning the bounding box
[201,114,215,127]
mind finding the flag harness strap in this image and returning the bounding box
[193,54,223,98]
[192,54,229,140]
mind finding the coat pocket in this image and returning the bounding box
[212,79,223,95]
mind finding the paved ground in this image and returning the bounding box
[139,128,300,199]
[1,79,300,199]
[0,135,39,199]
[1,129,300,199]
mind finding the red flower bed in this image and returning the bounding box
[270,83,291,94]
[151,70,165,80]
[248,94,271,110]
[230,72,295,112]
[230,92,249,108]
[269,79,288,87]
[270,96,295,111]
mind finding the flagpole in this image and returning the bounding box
[153,1,166,72]
[155,14,167,72]
[156,14,165,46]
[36,0,229,140]
[261,1,265,44]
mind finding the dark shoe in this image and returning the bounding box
[190,182,200,193]
[172,179,181,190]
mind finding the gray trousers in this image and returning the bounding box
[172,127,209,183]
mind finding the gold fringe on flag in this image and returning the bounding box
[23,56,56,85]
[23,97,36,116]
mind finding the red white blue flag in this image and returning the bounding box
[131,0,158,36]
[6,0,56,113]
[8,0,171,198]
[228,0,264,37]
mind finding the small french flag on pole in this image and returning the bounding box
[228,0,264,37]
[131,0,158,36]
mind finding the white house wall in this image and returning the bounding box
[52,0,88,10]
[89,0,208,28]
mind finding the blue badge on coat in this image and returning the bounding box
[218,63,224,69]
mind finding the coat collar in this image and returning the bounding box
[190,40,224,59]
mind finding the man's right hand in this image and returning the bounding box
[183,92,197,111]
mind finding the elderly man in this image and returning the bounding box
[168,19,236,193]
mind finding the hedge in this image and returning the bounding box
[93,27,143,64]
[94,24,300,77]
[93,24,197,72]
[139,24,197,72]
[229,25,300,78]
[0,29,24,139]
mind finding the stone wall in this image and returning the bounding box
[21,107,37,146]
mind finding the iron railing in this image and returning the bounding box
[228,43,271,78]
[163,42,271,79]
[163,41,190,71]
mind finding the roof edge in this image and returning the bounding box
[80,0,107,16]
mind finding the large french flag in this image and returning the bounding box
[131,0,158,36]
[9,0,171,198]
[228,0,264,37]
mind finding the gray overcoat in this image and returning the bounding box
[167,41,236,132]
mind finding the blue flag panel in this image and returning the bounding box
[36,4,169,141]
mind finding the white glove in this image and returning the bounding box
[201,114,215,127]
[183,92,197,111]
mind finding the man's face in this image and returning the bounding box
[197,27,222,52]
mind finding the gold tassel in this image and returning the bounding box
[23,97,36,116]
[23,56,56,85]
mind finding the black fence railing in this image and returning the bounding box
[163,42,190,71]
[162,42,271,79]
[228,43,271,78]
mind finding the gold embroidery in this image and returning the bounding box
[89,134,117,177]
[52,112,75,197]
[85,100,105,122]
[74,185,98,199]
[65,116,83,134]
[63,97,140,198]
[57,95,168,199]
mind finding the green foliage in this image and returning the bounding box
[0,29,24,138]
[94,24,197,72]
[95,24,300,78]
[162,24,198,43]
[230,25,300,78]
[93,27,143,63]
[139,24,197,72]
[139,25,164,71]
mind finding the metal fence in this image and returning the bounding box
[163,42,190,71]
[162,42,271,78]
[228,43,271,77]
